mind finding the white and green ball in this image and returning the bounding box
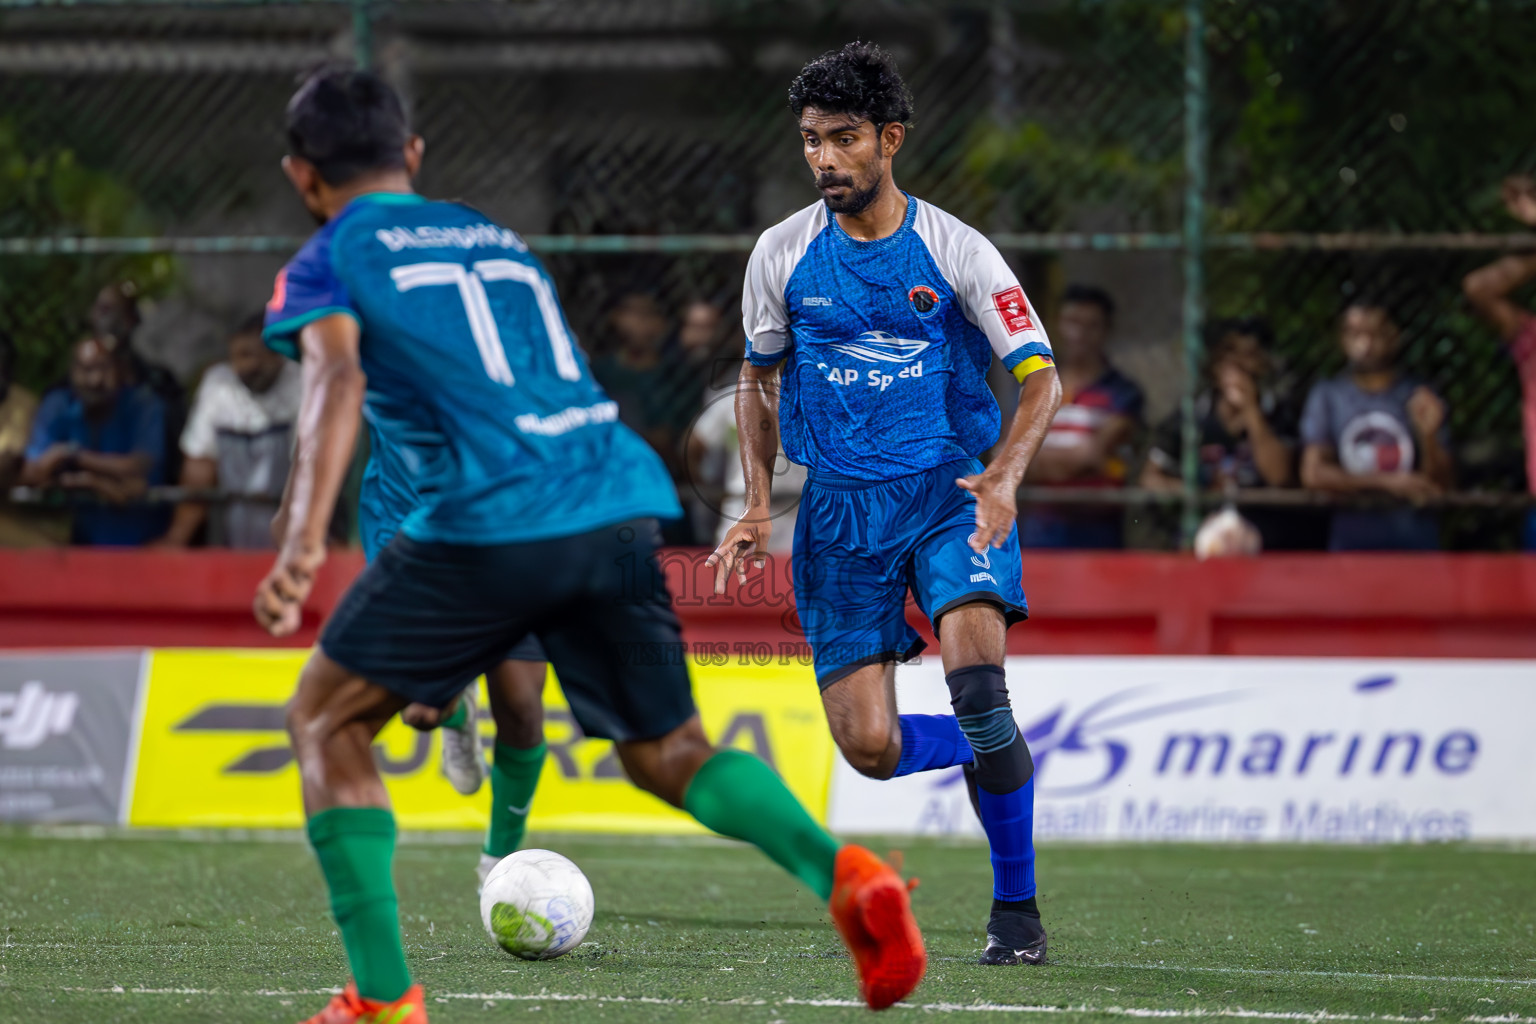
[478,849,594,960]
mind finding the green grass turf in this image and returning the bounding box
[0,830,1532,1023]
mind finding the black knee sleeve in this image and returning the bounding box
[946,664,1034,794]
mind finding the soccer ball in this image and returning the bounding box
[478,849,594,960]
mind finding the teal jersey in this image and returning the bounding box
[264,193,681,547]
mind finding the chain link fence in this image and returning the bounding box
[2,0,1533,549]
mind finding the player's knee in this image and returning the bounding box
[946,663,1033,792]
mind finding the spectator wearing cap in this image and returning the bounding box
[1299,298,1453,551]
[1462,174,1536,549]
[1021,283,1145,548]
[21,335,168,545]
[156,313,302,548]
[1141,318,1311,549]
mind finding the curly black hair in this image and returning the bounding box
[788,41,914,127]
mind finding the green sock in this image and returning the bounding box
[307,807,412,1002]
[440,700,468,731]
[683,749,841,901]
[483,742,547,858]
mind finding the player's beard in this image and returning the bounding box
[816,169,883,215]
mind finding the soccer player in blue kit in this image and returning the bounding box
[254,68,925,1023]
[710,42,1063,965]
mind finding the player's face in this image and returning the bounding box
[800,107,891,215]
[1340,306,1398,373]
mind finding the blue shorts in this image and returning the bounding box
[791,457,1028,688]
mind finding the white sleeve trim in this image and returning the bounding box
[912,200,1053,368]
[743,201,827,361]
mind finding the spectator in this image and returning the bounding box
[156,312,302,548]
[1299,299,1453,551]
[1141,318,1310,548]
[0,328,37,492]
[90,281,187,479]
[1021,283,1145,548]
[21,336,168,546]
[1462,175,1536,550]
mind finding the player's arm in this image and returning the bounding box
[708,359,781,593]
[960,365,1062,551]
[254,313,365,636]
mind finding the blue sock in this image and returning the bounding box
[893,714,975,777]
[976,776,1037,900]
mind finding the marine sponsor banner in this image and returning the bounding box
[0,652,146,823]
[827,657,1536,842]
[130,649,832,831]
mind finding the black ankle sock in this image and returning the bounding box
[988,896,1044,945]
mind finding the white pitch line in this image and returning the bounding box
[46,987,1536,1021]
[1087,963,1536,988]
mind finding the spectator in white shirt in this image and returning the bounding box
[155,313,301,548]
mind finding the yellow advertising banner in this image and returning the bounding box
[129,649,832,831]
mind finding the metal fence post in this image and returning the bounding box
[352,0,373,70]
[1180,0,1208,548]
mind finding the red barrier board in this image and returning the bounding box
[5,548,1536,657]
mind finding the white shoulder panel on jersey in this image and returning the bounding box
[742,201,829,361]
[911,199,1053,368]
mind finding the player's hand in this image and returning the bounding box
[253,541,326,637]
[956,469,1018,552]
[706,506,772,595]
[1406,386,1446,438]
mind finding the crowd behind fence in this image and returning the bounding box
[2,0,1534,554]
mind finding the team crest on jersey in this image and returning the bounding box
[829,331,931,363]
[908,284,941,318]
[992,285,1035,335]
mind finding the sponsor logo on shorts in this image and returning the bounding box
[970,572,997,584]
[992,286,1035,335]
[802,296,833,306]
[967,534,991,570]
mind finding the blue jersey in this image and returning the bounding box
[742,196,1054,480]
[264,192,681,547]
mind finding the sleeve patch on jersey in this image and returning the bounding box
[267,268,287,313]
[1011,353,1055,383]
[992,286,1035,336]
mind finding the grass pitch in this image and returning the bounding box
[1,830,1532,1023]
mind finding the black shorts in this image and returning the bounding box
[320,518,695,743]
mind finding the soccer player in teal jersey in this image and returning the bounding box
[254,68,925,1024]
[711,43,1063,965]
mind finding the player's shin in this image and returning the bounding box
[484,741,547,858]
[894,713,975,777]
[306,807,413,1002]
[682,748,841,900]
[946,664,1043,939]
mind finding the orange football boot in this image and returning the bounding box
[298,982,428,1024]
[829,844,927,1009]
